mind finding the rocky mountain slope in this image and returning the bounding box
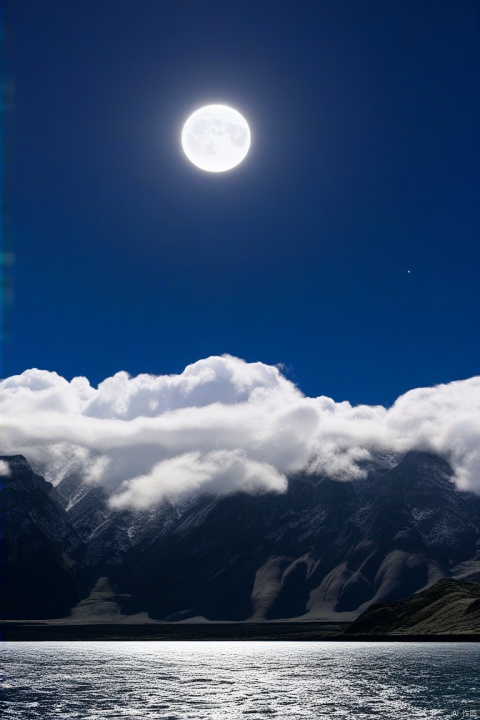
[346,574,480,635]
[1,451,480,623]
[0,455,83,619]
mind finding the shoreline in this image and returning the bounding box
[1,622,479,642]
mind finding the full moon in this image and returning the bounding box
[181,104,251,172]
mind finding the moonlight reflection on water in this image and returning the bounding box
[1,641,478,719]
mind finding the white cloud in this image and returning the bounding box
[0,459,11,477]
[109,450,287,511]
[0,355,479,508]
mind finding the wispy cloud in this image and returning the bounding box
[0,355,479,508]
[0,459,11,477]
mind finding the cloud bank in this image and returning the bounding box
[0,355,479,508]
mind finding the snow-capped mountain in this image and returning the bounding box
[1,451,479,621]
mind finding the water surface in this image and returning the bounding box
[1,641,479,719]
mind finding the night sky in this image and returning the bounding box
[5,0,479,406]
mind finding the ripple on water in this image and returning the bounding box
[0,641,479,720]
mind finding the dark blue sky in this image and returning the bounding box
[5,0,479,405]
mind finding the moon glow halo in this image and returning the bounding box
[181,105,251,172]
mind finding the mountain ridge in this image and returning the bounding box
[346,574,480,635]
[1,451,479,626]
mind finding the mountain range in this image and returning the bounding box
[2,451,480,626]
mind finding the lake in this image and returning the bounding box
[1,641,479,719]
